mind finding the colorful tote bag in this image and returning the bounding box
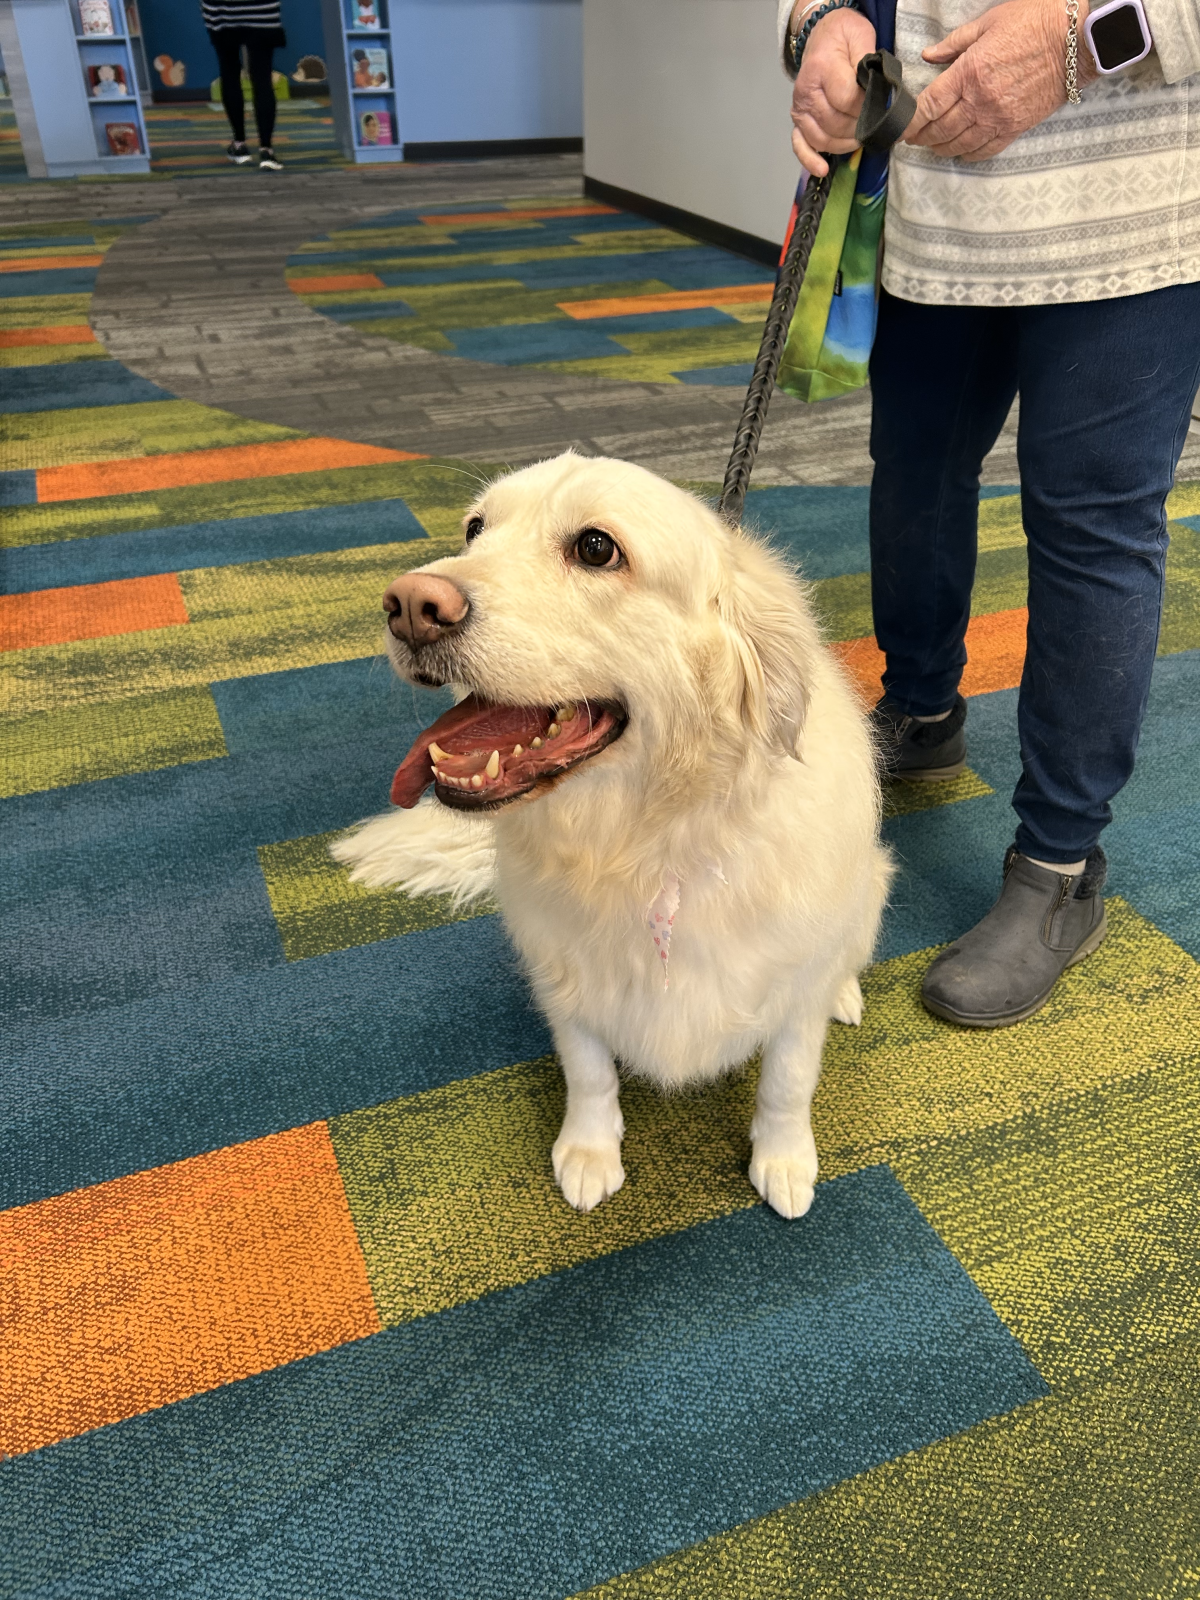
[775,0,901,404]
[776,148,887,403]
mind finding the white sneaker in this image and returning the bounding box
[226,141,252,165]
[259,147,283,170]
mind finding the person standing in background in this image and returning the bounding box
[202,0,287,169]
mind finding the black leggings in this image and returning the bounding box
[211,32,276,148]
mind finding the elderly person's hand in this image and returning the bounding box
[904,0,1097,161]
[790,4,878,177]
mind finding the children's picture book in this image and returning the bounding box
[79,0,116,35]
[104,121,141,155]
[359,109,392,146]
[88,62,129,98]
[353,1,380,28]
[351,46,389,88]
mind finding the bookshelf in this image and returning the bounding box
[0,0,150,177]
[319,0,404,164]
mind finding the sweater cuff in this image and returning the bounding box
[1138,0,1200,81]
[778,0,799,76]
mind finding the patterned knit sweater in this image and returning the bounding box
[777,0,1200,305]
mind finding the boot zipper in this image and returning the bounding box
[1041,873,1076,946]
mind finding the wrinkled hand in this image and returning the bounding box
[790,6,877,176]
[904,0,1094,161]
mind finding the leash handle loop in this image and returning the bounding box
[855,49,917,152]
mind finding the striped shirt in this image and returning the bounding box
[201,0,282,30]
[778,0,1200,306]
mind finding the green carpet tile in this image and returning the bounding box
[3,207,1200,1598]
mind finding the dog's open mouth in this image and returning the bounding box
[391,693,626,810]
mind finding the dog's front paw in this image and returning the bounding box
[749,1137,818,1220]
[830,975,864,1026]
[552,1139,625,1213]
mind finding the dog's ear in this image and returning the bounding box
[716,537,821,757]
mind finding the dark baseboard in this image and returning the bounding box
[583,175,782,267]
[402,136,583,163]
[150,86,213,103]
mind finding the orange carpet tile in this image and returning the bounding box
[0,572,189,652]
[0,1122,382,1456]
[832,606,1029,703]
[419,205,618,226]
[0,325,97,347]
[36,437,425,503]
[561,283,776,320]
[0,254,105,273]
[287,273,385,294]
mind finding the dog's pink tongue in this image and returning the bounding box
[390,694,547,807]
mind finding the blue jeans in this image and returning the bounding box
[868,283,1200,863]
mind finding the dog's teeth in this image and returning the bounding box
[531,737,543,748]
[556,704,577,722]
[512,744,523,757]
[429,741,450,763]
[471,773,484,789]
[485,750,500,780]
[547,723,560,738]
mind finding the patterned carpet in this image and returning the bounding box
[285,201,776,385]
[0,98,24,182]
[0,98,344,183]
[3,199,1200,1598]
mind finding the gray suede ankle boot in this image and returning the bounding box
[921,845,1108,1028]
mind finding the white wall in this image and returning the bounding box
[394,0,582,144]
[583,0,799,248]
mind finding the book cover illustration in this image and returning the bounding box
[351,47,389,88]
[353,1,381,28]
[88,62,129,98]
[104,121,141,155]
[359,109,392,146]
[79,0,116,35]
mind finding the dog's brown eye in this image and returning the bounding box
[465,515,484,543]
[575,529,620,569]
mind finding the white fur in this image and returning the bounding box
[332,795,496,908]
[335,453,892,1219]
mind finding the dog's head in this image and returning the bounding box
[385,452,821,811]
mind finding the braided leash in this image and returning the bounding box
[717,49,916,526]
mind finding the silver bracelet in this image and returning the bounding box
[1065,0,1082,102]
[787,0,828,70]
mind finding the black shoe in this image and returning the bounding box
[259,147,283,170]
[921,845,1108,1028]
[227,140,252,165]
[870,693,967,781]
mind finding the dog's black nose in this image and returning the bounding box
[383,573,469,646]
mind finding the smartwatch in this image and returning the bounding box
[1083,0,1153,74]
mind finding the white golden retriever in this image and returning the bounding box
[333,452,891,1219]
